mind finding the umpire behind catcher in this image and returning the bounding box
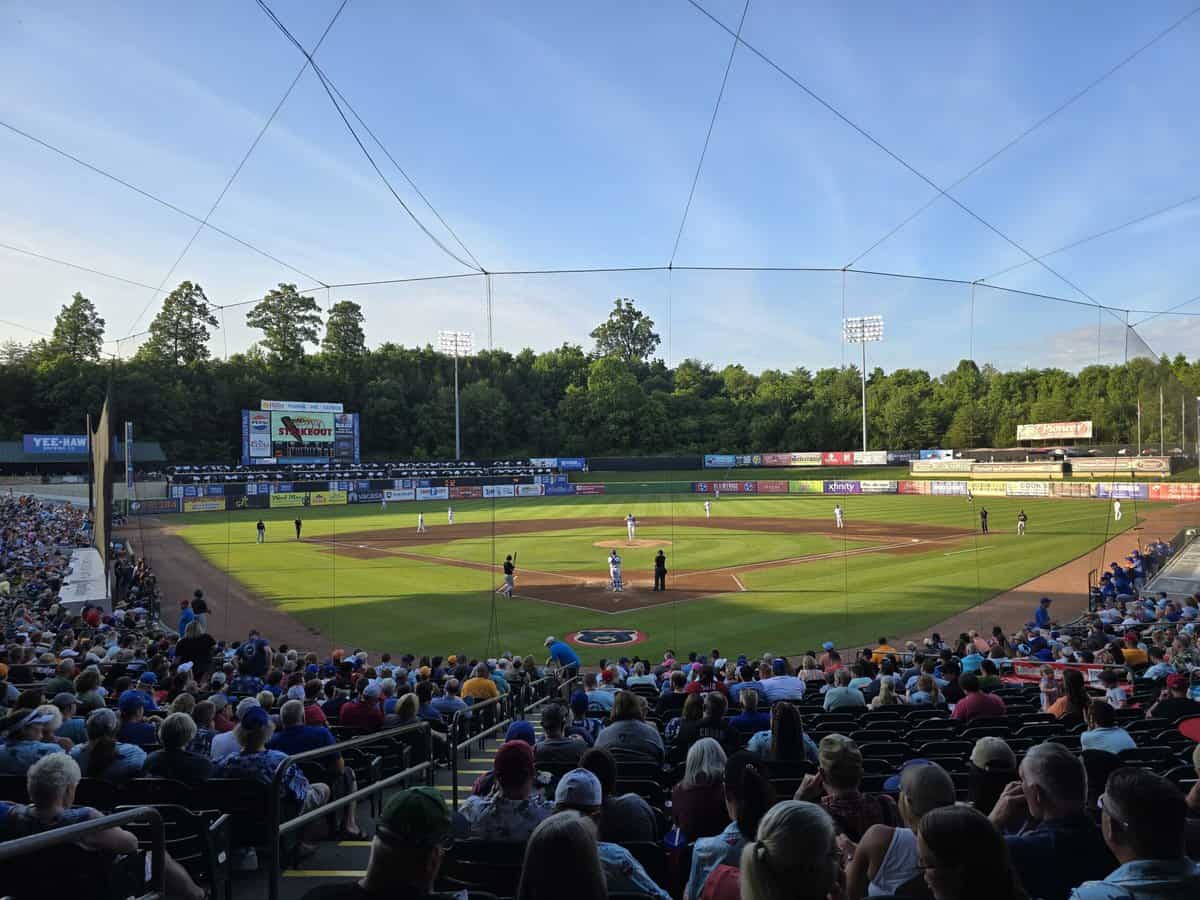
[653,549,667,592]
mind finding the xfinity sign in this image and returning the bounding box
[23,434,89,455]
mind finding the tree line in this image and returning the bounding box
[0,285,1196,463]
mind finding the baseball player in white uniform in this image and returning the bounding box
[380,495,387,511]
[834,505,844,529]
[626,513,636,541]
[417,512,426,533]
[1113,499,1122,521]
[704,499,711,519]
[447,506,454,525]
[609,550,623,592]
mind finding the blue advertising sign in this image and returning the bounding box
[544,483,577,496]
[205,485,225,497]
[704,454,737,468]
[919,449,954,461]
[22,434,89,455]
[557,457,587,471]
[887,450,920,464]
[823,480,863,495]
[1094,482,1149,500]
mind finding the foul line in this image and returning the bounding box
[732,574,747,591]
[944,546,996,557]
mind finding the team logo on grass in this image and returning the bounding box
[567,629,646,647]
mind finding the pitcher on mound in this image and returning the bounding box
[609,549,623,592]
[625,513,637,542]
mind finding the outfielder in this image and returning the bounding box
[626,513,636,541]
[1017,510,1027,536]
[609,549,623,592]
[447,506,454,525]
[417,512,426,533]
[380,495,388,511]
[1113,499,1122,521]
[256,519,265,544]
[834,504,844,529]
[704,499,711,519]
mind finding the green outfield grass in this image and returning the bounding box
[174,492,1150,664]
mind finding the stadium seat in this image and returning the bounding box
[74,777,119,810]
[115,803,233,900]
[121,777,194,808]
[0,774,29,802]
[1117,746,1177,769]
[0,842,149,900]
[913,740,973,758]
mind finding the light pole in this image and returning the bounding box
[843,315,884,453]
[438,330,473,460]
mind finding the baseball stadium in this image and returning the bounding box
[3,4,1200,900]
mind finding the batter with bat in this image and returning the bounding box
[498,553,516,598]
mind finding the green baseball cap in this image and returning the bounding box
[377,786,453,849]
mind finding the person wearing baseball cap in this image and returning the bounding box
[796,734,900,842]
[456,739,551,842]
[967,736,1018,816]
[0,708,62,775]
[322,786,458,899]
[51,692,86,745]
[116,690,159,748]
[544,635,581,675]
[1147,673,1200,722]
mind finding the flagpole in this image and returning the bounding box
[1137,397,1142,456]
[1159,386,1164,456]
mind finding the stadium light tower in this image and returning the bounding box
[438,330,473,460]
[843,315,884,453]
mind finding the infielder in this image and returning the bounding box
[834,504,844,529]
[626,513,636,541]
[609,549,623,592]
[1113,499,1122,521]
[417,512,426,533]
[448,506,454,525]
[1017,510,1027,536]
[704,499,711,519]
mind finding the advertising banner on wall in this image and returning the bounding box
[898,480,929,495]
[183,497,225,512]
[971,481,1010,497]
[573,483,606,495]
[887,451,920,464]
[544,483,576,496]
[310,490,348,506]
[384,488,415,502]
[1053,482,1096,498]
[529,457,557,468]
[791,452,823,466]
[1148,482,1200,501]
[270,492,309,508]
[1016,420,1093,441]
[517,484,544,497]
[247,411,271,459]
[853,451,889,466]
[557,458,587,471]
[483,484,516,498]
[1094,482,1149,500]
[971,462,1064,477]
[703,454,737,468]
[261,400,344,413]
[22,434,89,455]
[1070,457,1170,475]
[822,451,854,466]
[911,459,975,473]
[919,449,954,460]
[756,480,790,494]
[929,480,968,496]
[824,480,863,494]
[348,490,384,504]
[416,486,450,501]
[449,485,483,500]
[272,411,335,444]
[225,494,269,511]
[1006,481,1051,497]
[129,498,181,515]
[762,453,792,467]
[788,480,825,494]
[859,480,899,494]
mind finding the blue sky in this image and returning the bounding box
[1,0,1198,373]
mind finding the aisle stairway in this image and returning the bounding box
[270,714,545,900]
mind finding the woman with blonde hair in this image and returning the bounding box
[671,738,729,841]
[518,811,608,900]
[737,800,842,900]
[870,677,903,709]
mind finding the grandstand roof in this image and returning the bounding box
[0,440,166,464]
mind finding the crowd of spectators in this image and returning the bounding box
[2,494,1199,900]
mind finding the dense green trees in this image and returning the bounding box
[0,288,1196,463]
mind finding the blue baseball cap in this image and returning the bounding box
[138,672,157,684]
[505,720,536,746]
[240,706,271,730]
[822,641,835,651]
[118,690,146,714]
[883,758,933,793]
[570,690,589,713]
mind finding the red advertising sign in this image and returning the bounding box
[897,480,927,495]
[762,453,792,467]
[1148,482,1200,501]
[821,451,854,466]
[756,480,790,494]
[449,485,483,499]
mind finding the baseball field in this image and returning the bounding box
[164,487,1154,663]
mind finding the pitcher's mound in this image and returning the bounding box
[592,539,673,549]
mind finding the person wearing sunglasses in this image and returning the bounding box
[1070,768,1200,899]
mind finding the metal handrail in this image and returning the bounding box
[267,720,432,900]
[0,805,165,899]
[449,692,515,808]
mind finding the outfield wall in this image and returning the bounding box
[126,475,1200,516]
